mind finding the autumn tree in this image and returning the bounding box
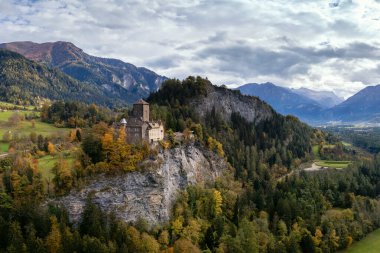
[45,216,62,253]
[53,158,73,194]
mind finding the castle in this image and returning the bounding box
[120,99,164,143]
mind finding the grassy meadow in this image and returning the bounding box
[342,229,380,253]
[312,144,351,169]
[38,154,75,181]
[315,160,351,169]
[0,110,70,143]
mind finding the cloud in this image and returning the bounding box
[1,0,380,97]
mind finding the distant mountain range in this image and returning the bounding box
[0,41,167,103]
[291,87,344,109]
[327,84,380,122]
[237,83,325,122]
[1,40,380,124]
[237,82,380,124]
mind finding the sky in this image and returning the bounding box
[1,0,380,98]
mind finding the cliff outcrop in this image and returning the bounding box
[57,144,227,224]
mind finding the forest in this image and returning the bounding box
[0,77,380,252]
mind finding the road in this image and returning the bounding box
[0,153,9,159]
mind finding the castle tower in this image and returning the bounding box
[132,99,149,122]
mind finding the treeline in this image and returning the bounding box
[325,126,380,154]
[40,101,116,128]
[0,154,171,252]
[2,153,380,252]
[80,122,153,175]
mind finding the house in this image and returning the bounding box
[120,99,164,143]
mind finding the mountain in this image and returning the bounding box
[0,41,167,102]
[236,82,323,122]
[148,77,312,160]
[292,87,344,108]
[0,49,123,106]
[327,84,380,122]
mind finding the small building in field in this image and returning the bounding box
[120,99,164,143]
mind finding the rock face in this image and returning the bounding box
[191,85,274,124]
[57,144,227,224]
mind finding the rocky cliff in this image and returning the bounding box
[56,144,227,224]
[191,85,274,124]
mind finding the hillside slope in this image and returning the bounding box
[237,82,323,122]
[327,84,380,122]
[0,41,167,102]
[148,77,313,178]
[0,49,122,106]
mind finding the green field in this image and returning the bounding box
[342,229,380,253]
[38,154,75,180]
[0,101,35,111]
[316,160,351,169]
[0,142,9,153]
[0,110,69,140]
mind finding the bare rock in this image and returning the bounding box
[56,144,227,225]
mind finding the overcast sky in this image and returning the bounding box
[1,0,380,98]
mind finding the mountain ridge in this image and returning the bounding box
[291,87,344,109]
[327,84,380,122]
[0,49,126,106]
[0,41,167,103]
[236,82,323,122]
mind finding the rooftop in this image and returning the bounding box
[134,99,149,105]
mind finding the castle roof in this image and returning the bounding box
[134,99,149,105]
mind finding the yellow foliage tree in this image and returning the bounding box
[47,142,56,156]
[45,216,62,253]
[53,158,73,194]
[171,218,183,238]
[313,228,323,247]
[101,129,114,161]
[213,190,223,216]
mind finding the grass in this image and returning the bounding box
[342,141,352,147]
[312,145,320,158]
[0,101,35,111]
[0,142,9,153]
[315,160,351,169]
[342,228,380,253]
[0,111,70,140]
[38,154,75,181]
[0,110,29,121]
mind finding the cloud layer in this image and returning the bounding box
[1,0,380,98]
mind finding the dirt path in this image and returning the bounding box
[303,163,322,171]
[0,153,9,159]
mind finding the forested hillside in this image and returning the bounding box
[148,76,313,180]
[0,77,380,252]
[0,41,167,102]
[0,49,126,106]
